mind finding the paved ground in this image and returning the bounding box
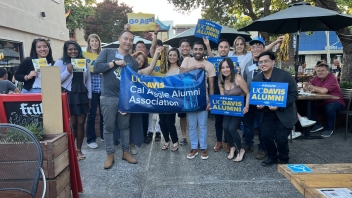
[78,116,351,198]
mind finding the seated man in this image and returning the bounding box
[0,68,20,94]
[304,63,345,137]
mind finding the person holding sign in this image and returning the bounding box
[253,51,298,167]
[94,30,139,169]
[85,34,104,149]
[158,47,182,151]
[228,36,284,75]
[204,38,232,153]
[218,58,249,162]
[180,41,215,160]
[15,37,54,93]
[242,37,267,159]
[55,40,92,160]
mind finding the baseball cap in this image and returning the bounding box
[249,37,265,46]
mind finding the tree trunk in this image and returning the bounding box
[315,0,352,82]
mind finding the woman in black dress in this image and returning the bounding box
[55,41,91,160]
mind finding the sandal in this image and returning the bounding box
[162,142,170,150]
[77,150,86,160]
[171,142,179,152]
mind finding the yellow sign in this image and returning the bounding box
[71,59,87,72]
[127,13,156,32]
[147,58,165,77]
[32,58,48,72]
[0,53,4,59]
[83,52,98,73]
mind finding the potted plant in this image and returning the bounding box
[0,123,70,198]
[339,81,352,99]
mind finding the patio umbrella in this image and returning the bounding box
[163,26,251,49]
[239,2,352,81]
[102,36,152,49]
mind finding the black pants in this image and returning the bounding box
[141,113,149,137]
[243,105,265,150]
[223,115,242,149]
[260,110,290,161]
[215,114,227,143]
[159,113,178,143]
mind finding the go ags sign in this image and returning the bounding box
[127,13,156,32]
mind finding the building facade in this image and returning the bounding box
[0,0,69,71]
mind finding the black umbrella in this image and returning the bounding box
[164,25,251,49]
[239,2,352,81]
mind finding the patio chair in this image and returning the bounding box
[0,123,46,198]
[334,90,352,140]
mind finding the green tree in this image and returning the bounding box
[83,0,133,43]
[65,0,96,32]
[314,0,352,82]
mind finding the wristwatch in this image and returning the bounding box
[112,60,118,67]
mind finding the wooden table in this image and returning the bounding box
[296,93,339,140]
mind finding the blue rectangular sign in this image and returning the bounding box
[287,164,312,173]
[207,57,238,76]
[210,95,244,117]
[249,82,288,108]
[118,66,207,113]
[194,19,222,43]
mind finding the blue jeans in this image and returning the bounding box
[86,92,104,143]
[243,105,265,150]
[187,111,208,150]
[21,88,42,93]
[311,101,345,130]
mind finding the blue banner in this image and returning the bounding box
[194,19,222,43]
[118,66,207,113]
[210,95,244,117]
[207,57,238,76]
[249,82,288,107]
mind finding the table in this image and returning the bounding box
[295,93,340,140]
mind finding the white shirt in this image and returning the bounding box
[228,51,252,75]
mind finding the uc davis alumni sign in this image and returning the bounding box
[118,66,207,113]
[249,82,288,107]
[210,95,244,117]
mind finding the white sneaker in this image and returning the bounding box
[130,146,138,155]
[288,131,302,139]
[87,142,98,149]
[299,117,316,127]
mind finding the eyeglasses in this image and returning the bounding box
[251,46,263,50]
[258,60,272,65]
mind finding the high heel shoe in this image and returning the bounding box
[162,142,170,150]
[234,148,245,162]
[171,142,179,152]
[228,147,236,159]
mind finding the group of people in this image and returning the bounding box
[0,23,345,169]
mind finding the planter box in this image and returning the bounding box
[0,133,70,198]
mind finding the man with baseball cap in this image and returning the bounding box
[242,36,283,160]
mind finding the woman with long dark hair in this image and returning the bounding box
[15,37,54,93]
[159,47,181,151]
[55,40,91,160]
[218,58,249,162]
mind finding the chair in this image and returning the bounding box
[0,123,46,198]
[334,90,352,140]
